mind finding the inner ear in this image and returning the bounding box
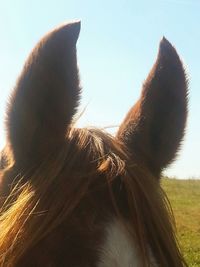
[117,38,188,175]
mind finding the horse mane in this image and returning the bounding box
[0,127,187,266]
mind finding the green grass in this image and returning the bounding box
[162,178,200,267]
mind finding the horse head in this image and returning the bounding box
[0,22,188,267]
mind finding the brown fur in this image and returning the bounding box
[117,37,188,176]
[0,22,188,266]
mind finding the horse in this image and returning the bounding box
[0,21,188,267]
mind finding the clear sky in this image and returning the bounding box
[0,0,199,178]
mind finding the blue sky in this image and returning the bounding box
[0,0,199,178]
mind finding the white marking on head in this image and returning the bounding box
[98,219,158,267]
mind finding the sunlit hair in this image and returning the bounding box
[0,127,187,267]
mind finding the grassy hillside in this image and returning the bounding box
[162,179,200,267]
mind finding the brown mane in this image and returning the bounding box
[0,22,188,267]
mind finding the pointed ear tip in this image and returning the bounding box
[160,36,170,44]
[159,36,174,52]
[73,20,81,35]
[51,20,81,42]
[58,20,81,32]
[67,20,81,30]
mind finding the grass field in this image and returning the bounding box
[162,178,200,267]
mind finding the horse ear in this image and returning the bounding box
[6,21,81,164]
[117,38,188,175]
